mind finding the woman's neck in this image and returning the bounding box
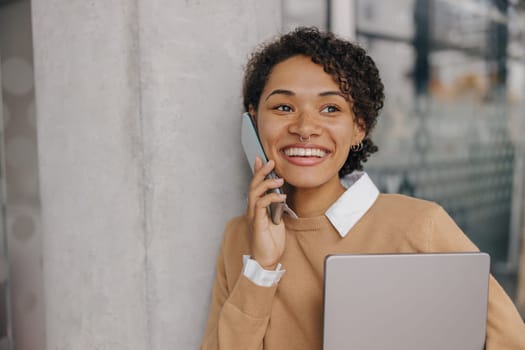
[287,177,346,218]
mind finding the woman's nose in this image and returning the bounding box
[288,111,322,137]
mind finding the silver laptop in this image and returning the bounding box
[323,253,490,350]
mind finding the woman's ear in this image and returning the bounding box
[353,117,366,143]
[248,105,257,126]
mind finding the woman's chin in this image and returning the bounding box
[284,175,333,191]
[276,163,343,192]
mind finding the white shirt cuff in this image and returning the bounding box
[242,255,285,287]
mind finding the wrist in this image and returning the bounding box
[253,256,279,270]
[243,255,285,287]
[260,262,278,270]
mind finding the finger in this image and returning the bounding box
[254,193,286,220]
[247,177,283,219]
[248,178,284,212]
[248,158,279,220]
[251,177,284,200]
[253,156,263,173]
[250,159,276,190]
[253,193,287,223]
[248,157,267,219]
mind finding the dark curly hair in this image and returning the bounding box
[242,27,384,177]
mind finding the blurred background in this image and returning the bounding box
[284,0,525,309]
[0,0,524,349]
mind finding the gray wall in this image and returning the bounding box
[31,1,282,349]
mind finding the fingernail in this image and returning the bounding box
[274,178,284,183]
[280,194,287,200]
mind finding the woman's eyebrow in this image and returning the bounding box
[319,91,348,100]
[265,89,295,100]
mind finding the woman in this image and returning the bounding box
[200,27,525,349]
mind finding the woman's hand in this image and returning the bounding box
[246,157,286,269]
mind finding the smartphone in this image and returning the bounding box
[241,112,285,225]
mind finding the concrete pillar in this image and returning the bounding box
[31,1,282,349]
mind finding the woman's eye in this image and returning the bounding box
[321,105,340,113]
[275,105,292,112]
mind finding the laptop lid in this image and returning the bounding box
[323,253,490,350]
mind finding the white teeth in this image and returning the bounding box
[284,147,327,157]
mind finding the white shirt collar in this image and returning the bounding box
[326,171,379,237]
[283,171,380,237]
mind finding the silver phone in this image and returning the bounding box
[241,112,284,225]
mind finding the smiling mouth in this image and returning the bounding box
[282,147,328,158]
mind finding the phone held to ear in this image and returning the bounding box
[241,112,285,225]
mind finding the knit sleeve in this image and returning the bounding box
[423,204,525,349]
[200,221,278,350]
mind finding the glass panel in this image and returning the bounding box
[357,0,525,298]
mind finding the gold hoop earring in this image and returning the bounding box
[350,141,364,152]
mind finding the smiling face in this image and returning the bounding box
[250,55,365,191]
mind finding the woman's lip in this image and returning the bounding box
[280,150,329,166]
[281,143,330,151]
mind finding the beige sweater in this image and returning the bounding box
[201,194,525,349]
